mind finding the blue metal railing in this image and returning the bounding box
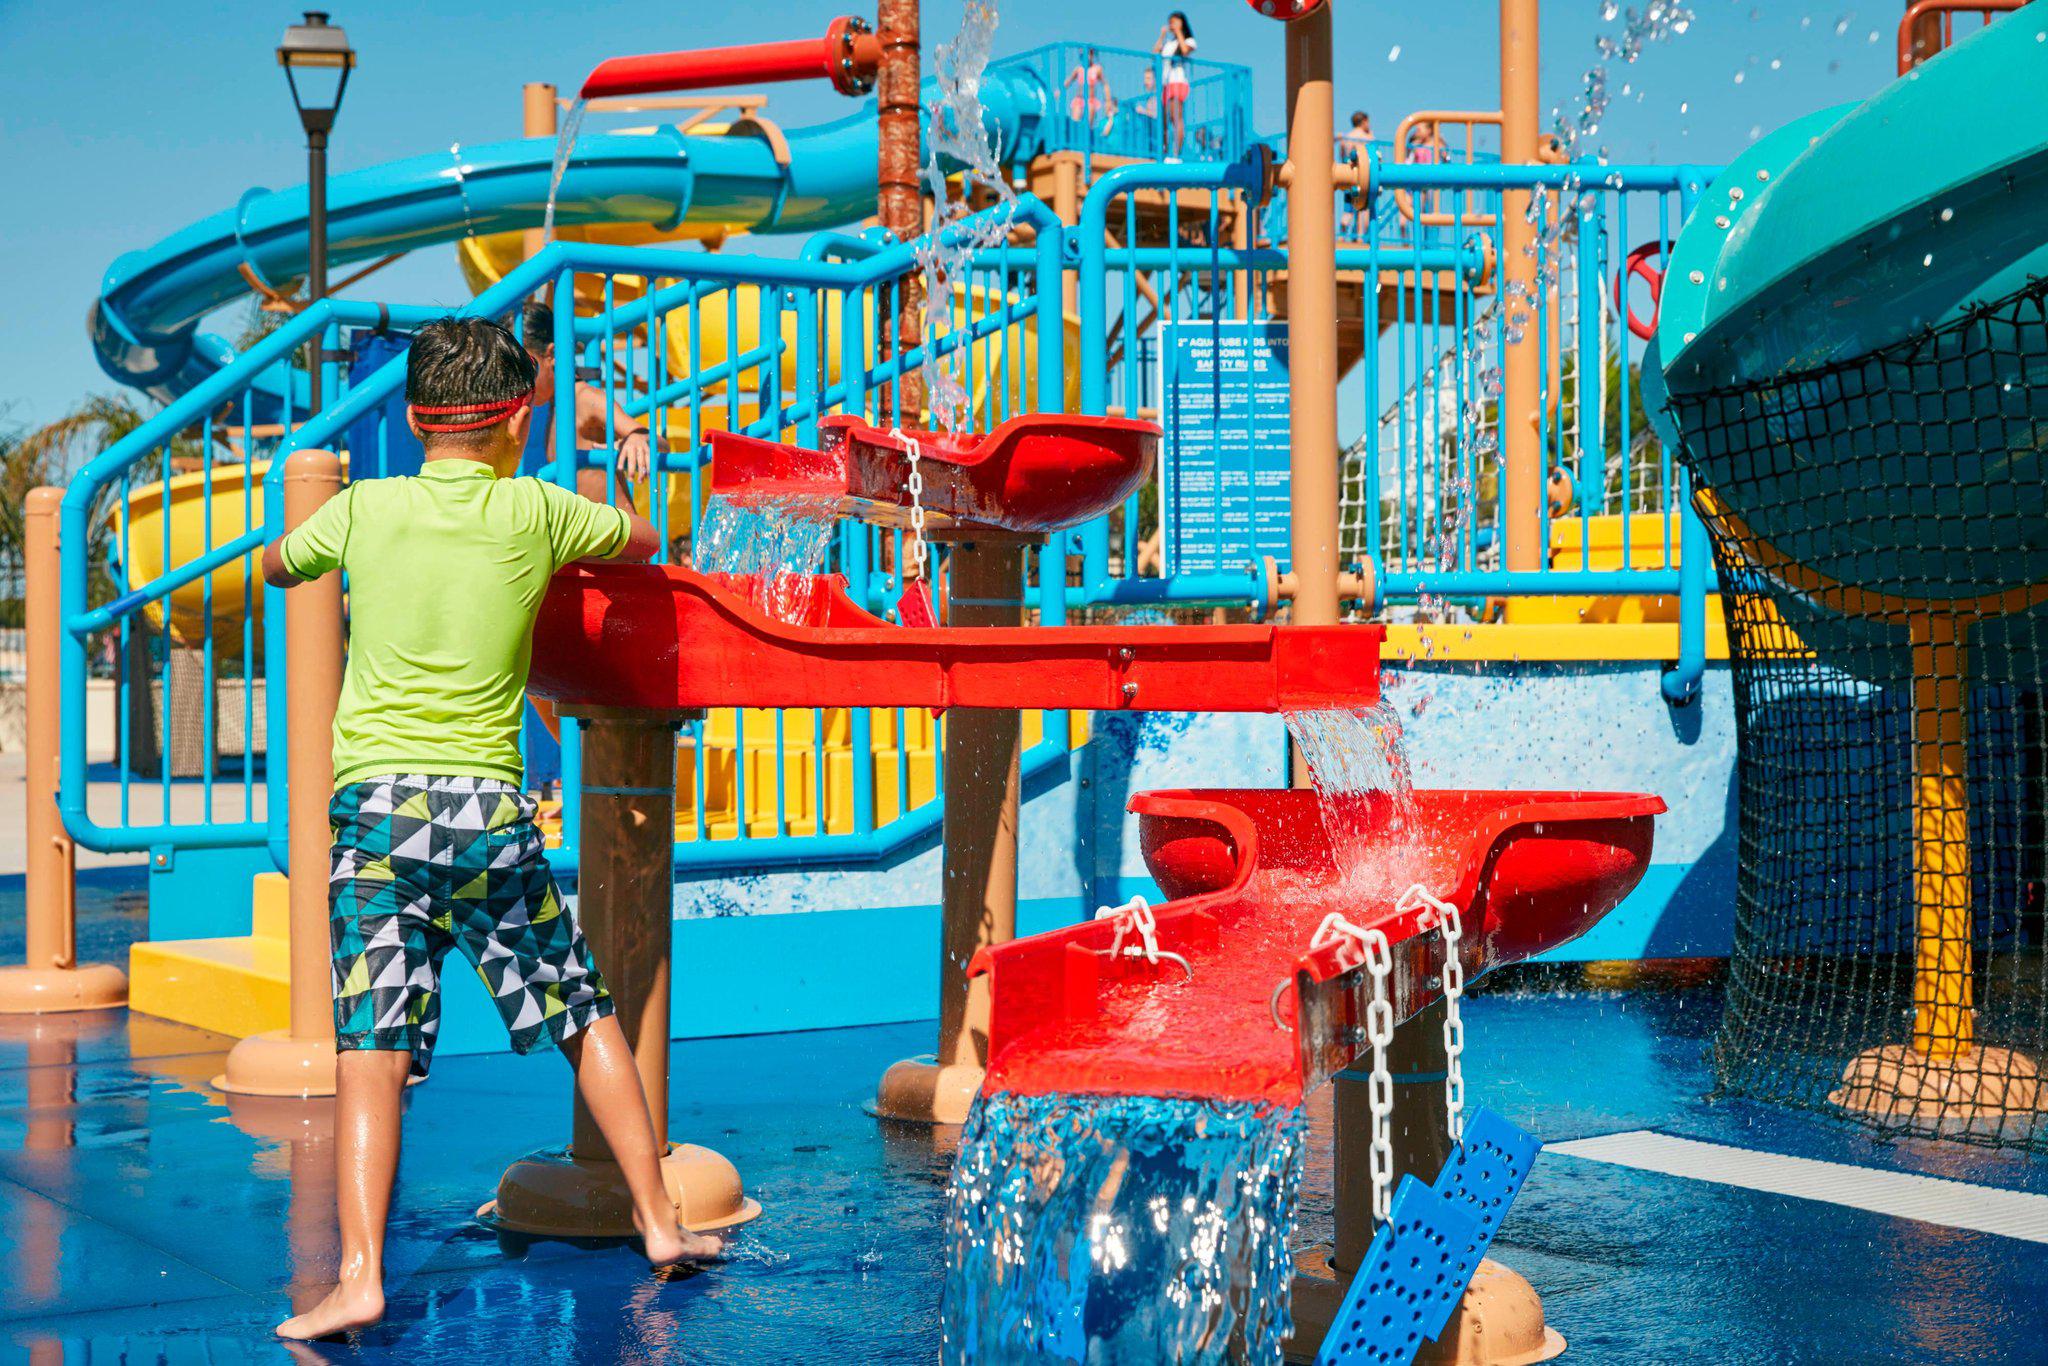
[994,42,1253,171]
[59,160,1723,881]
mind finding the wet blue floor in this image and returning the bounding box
[3,953,2045,1362]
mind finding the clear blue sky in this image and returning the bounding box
[0,0,1911,436]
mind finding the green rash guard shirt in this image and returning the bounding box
[278,460,631,789]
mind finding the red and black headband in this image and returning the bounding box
[411,388,534,433]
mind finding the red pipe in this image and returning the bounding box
[1896,0,2023,73]
[579,16,882,100]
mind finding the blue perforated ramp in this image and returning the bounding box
[1316,1108,1541,1366]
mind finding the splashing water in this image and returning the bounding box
[693,494,838,623]
[918,1,1018,434]
[1285,702,1417,886]
[943,1093,1307,1365]
[540,97,589,244]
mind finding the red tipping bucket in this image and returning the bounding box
[971,787,1664,1107]
[709,413,1159,537]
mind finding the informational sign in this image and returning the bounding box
[1158,320,1293,576]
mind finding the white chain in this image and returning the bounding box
[1398,885,1466,1147]
[1361,926,1396,1225]
[1310,913,1397,1224]
[1094,896,1193,979]
[1095,895,1159,962]
[892,427,929,581]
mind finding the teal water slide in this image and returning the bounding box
[88,66,1055,416]
[1652,9,2048,608]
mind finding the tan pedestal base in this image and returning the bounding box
[1286,1248,1563,1366]
[867,1054,983,1126]
[1831,1043,2043,1119]
[212,1029,338,1098]
[0,962,127,1015]
[482,1142,761,1238]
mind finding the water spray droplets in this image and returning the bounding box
[918,1,1017,435]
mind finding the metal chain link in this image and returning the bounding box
[1439,902,1466,1145]
[894,428,929,580]
[1361,926,1396,1225]
[1398,885,1467,1147]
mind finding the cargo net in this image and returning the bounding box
[1667,276,2048,1149]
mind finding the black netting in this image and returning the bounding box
[1667,276,2048,1149]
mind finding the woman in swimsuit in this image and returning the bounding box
[1155,11,1196,160]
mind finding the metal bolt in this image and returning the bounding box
[1689,270,1705,284]
[1121,681,1139,702]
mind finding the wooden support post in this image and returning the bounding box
[873,541,1023,1125]
[490,708,759,1236]
[877,0,924,421]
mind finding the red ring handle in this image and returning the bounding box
[1615,241,1667,342]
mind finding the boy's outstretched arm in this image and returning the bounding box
[261,539,307,588]
[599,512,661,565]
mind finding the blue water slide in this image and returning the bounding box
[89,65,1053,412]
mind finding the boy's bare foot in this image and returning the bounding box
[275,1279,385,1340]
[635,1206,726,1266]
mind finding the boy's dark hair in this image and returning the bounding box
[1351,110,1370,127]
[406,317,538,448]
[519,300,553,353]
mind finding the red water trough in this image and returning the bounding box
[708,413,1158,538]
[529,565,1383,713]
[970,786,1664,1107]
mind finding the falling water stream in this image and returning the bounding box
[693,494,839,623]
[918,0,1017,434]
[943,1095,1308,1365]
[540,96,589,244]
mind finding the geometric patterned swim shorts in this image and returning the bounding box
[328,773,613,1079]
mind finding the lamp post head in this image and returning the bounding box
[278,10,355,137]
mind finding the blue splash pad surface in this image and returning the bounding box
[3,980,2046,1363]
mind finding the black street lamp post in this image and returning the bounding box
[277,10,355,408]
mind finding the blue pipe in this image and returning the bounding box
[1661,495,1712,706]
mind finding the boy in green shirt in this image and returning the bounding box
[264,317,719,1342]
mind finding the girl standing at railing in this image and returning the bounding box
[1156,11,1196,161]
[1066,48,1115,129]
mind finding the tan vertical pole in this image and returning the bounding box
[521,82,559,262]
[877,0,924,421]
[1499,0,1543,574]
[215,450,343,1095]
[285,452,345,1047]
[491,706,758,1236]
[0,487,126,1013]
[23,490,72,976]
[1051,153,1082,321]
[1284,6,1341,645]
[874,541,1022,1125]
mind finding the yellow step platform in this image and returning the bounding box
[128,871,292,1039]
